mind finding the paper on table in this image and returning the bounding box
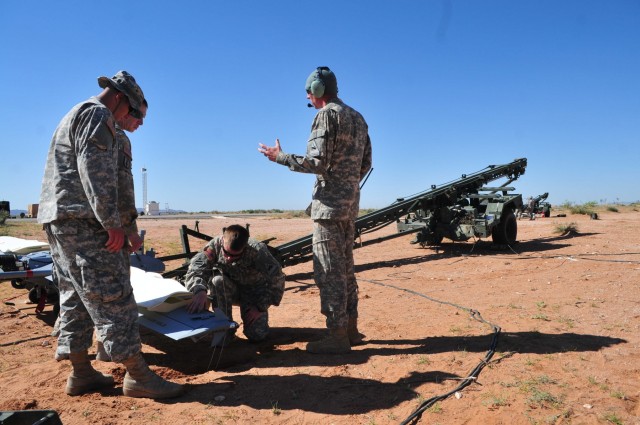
[130,266,193,313]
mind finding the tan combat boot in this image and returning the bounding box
[306,328,351,354]
[347,317,365,346]
[122,353,184,399]
[66,351,115,396]
[95,341,110,362]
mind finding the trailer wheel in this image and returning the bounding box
[11,279,25,289]
[419,234,443,247]
[28,288,40,304]
[492,210,517,245]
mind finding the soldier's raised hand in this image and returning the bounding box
[258,139,281,162]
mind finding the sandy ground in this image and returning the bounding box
[1,209,639,424]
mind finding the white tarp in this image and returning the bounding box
[0,236,49,255]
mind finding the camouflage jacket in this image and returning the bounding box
[275,98,372,221]
[184,236,285,309]
[116,127,138,235]
[38,97,121,230]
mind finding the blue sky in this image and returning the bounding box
[1,1,638,212]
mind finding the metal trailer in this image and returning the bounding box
[162,158,528,276]
[274,157,527,267]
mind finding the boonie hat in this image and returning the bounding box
[97,70,145,110]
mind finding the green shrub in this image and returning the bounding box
[568,201,597,215]
[559,201,574,210]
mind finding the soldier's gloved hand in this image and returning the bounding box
[187,290,210,313]
[242,305,263,327]
[105,228,125,253]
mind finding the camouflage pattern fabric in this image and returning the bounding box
[275,98,372,221]
[212,274,270,342]
[240,303,269,342]
[184,236,285,341]
[116,127,138,235]
[39,97,140,362]
[45,220,141,362]
[312,219,358,329]
[97,71,145,111]
[50,127,138,352]
[38,97,121,229]
[274,98,372,330]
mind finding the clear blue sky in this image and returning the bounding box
[1,1,638,212]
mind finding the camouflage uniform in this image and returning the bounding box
[184,236,285,341]
[275,98,372,329]
[39,97,141,362]
[116,126,139,247]
[50,126,137,343]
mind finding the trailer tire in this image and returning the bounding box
[420,230,443,246]
[28,288,40,304]
[11,279,25,289]
[492,210,517,245]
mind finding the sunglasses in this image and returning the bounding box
[221,238,244,259]
[222,246,243,259]
[119,93,143,119]
[128,107,143,119]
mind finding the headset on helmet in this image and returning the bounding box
[306,66,337,98]
[309,67,329,97]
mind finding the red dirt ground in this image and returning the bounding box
[1,209,639,424]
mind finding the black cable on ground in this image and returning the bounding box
[359,277,501,425]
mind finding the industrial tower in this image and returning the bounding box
[142,167,147,208]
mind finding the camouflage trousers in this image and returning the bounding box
[312,219,359,329]
[45,219,141,362]
[50,247,131,361]
[209,273,270,342]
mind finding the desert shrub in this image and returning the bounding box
[0,211,8,225]
[559,201,574,210]
[554,222,578,235]
[606,206,619,212]
[568,201,597,215]
[277,210,307,219]
[358,208,377,216]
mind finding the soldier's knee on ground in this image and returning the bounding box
[243,310,269,342]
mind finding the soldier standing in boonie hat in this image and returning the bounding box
[38,71,184,399]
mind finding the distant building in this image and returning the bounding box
[28,204,39,218]
[145,201,160,216]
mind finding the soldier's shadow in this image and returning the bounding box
[180,370,452,414]
[141,326,626,375]
[139,326,626,414]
